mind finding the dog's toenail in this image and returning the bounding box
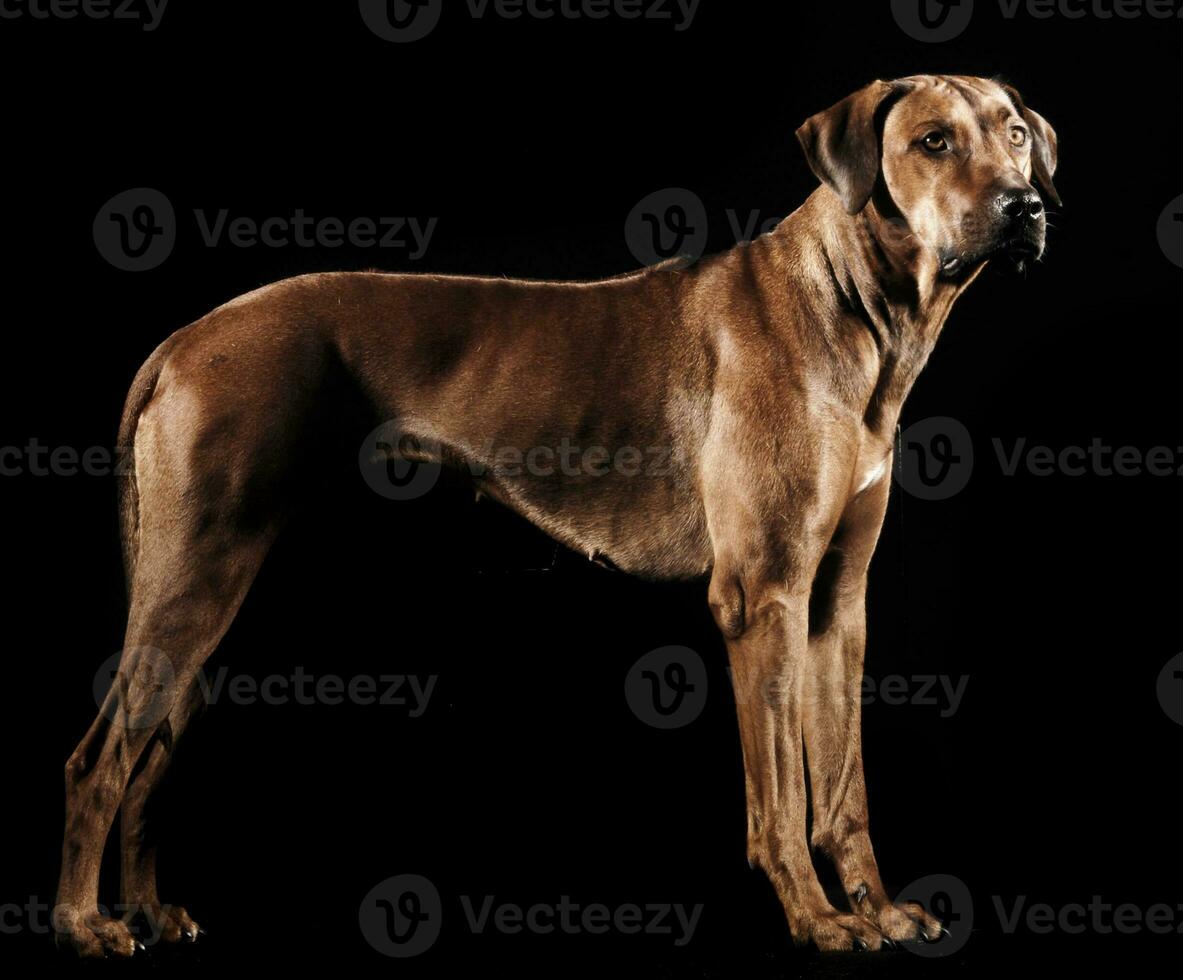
[852,883,868,904]
[853,937,868,951]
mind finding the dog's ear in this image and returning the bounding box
[795,79,911,215]
[1002,84,1061,207]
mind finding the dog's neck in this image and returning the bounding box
[788,189,983,433]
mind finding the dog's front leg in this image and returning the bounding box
[711,559,889,952]
[802,473,943,943]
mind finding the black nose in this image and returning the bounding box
[997,187,1044,222]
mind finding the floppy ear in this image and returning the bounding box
[1002,84,1061,207]
[795,79,911,215]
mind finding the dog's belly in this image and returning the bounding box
[457,439,714,580]
[388,402,715,579]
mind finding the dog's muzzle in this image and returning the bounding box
[993,185,1046,261]
[940,184,1047,276]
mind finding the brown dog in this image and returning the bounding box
[55,74,1058,957]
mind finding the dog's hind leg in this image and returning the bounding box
[54,519,277,957]
[119,677,208,945]
[54,353,287,958]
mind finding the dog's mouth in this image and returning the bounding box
[938,253,971,277]
[939,236,1044,278]
[994,236,1044,274]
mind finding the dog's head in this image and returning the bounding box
[796,74,1059,276]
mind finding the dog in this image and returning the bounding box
[54,74,1058,957]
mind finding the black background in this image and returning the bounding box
[3,0,1183,975]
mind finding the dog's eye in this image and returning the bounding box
[921,132,948,153]
[1009,126,1028,147]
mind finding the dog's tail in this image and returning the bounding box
[116,334,177,602]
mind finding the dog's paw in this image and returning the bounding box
[791,908,892,951]
[861,897,945,943]
[153,904,203,944]
[128,902,203,945]
[54,910,143,959]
